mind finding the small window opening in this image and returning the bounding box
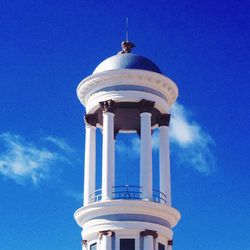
[90,243,97,250]
[158,242,165,250]
[120,239,135,250]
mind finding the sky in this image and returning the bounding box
[0,0,250,249]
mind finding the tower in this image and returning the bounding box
[74,42,180,250]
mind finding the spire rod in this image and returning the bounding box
[126,17,129,41]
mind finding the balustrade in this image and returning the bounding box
[88,186,167,205]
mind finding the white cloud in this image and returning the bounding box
[131,137,140,155]
[116,140,129,154]
[152,131,159,151]
[0,133,72,184]
[170,102,215,174]
[170,103,202,146]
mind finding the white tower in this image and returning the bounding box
[74,42,180,250]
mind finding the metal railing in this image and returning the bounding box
[88,186,167,204]
[89,188,102,204]
[153,189,167,204]
[112,185,142,200]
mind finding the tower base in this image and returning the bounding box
[74,200,180,250]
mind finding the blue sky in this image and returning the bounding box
[1,0,250,249]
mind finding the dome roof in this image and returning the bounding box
[93,53,162,74]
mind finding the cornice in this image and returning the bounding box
[77,69,178,107]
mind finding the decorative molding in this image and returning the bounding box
[85,90,169,114]
[81,240,87,246]
[84,113,98,127]
[99,100,116,113]
[158,114,171,127]
[139,99,155,113]
[140,229,158,238]
[98,230,115,239]
[77,69,178,107]
[168,240,173,246]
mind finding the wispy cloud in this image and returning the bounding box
[170,102,215,175]
[170,103,205,146]
[0,133,73,184]
[116,102,215,175]
[44,136,73,153]
[116,135,140,157]
[65,190,82,202]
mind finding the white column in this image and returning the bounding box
[167,240,173,250]
[140,112,152,200]
[143,236,154,250]
[81,240,87,250]
[159,125,171,205]
[102,112,115,201]
[97,237,102,250]
[100,235,112,250]
[84,125,96,206]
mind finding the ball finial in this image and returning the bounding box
[118,41,136,54]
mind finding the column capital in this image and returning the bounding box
[139,99,155,113]
[140,229,158,238]
[168,240,173,246]
[84,113,98,127]
[99,100,116,113]
[158,114,171,127]
[98,230,115,239]
[81,240,87,246]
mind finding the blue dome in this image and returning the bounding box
[93,53,162,74]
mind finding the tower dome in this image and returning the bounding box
[93,53,162,74]
[77,43,178,111]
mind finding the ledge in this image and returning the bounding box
[74,199,180,229]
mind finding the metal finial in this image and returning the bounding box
[118,17,136,54]
[120,41,135,54]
